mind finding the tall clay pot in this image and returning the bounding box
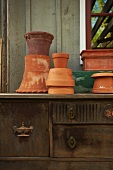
[16,55,50,93]
[24,31,54,55]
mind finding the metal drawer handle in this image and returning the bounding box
[105,109,113,118]
[13,122,33,137]
[67,107,75,119]
[67,136,76,149]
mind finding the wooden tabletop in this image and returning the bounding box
[0,93,113,99]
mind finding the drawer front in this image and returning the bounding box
[52,101,113,124]
[53,125,113,158]
[0,160,113,170]
[0,101,49,157]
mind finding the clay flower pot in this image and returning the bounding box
[81,49,113,70]
[52,53,69,68]
[46,68,75,94]
[46,68,75,87]
[91,72,113,93]
[16,55,50,93]
[48,86,74,94]
[24,31,54,55]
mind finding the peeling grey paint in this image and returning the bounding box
[1,0,80,92]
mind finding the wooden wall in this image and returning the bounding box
[2,0,81,92]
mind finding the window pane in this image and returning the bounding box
[92,16,113,48]
[91,0,113,49]
[92,0,108,13]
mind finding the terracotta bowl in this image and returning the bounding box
[46,68,75,87]
[52,53,69,68]
[91,72,113,93]
[48,86,74,94]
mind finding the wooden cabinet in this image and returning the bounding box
[0,94,113,170]
[0,100,49,157]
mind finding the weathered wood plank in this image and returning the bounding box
[56,0,62,52]
[30,0,56,60]
[0,38,2,92]
[1,160,113,170]
[8,0,26,92]
[61,0,81,70]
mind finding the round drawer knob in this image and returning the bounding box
[67,136,76,149]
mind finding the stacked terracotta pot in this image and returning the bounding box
[46,53,75,94]
[16,31,54,93]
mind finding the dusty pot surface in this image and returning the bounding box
[46,68,75,87]
[24,31,54,55]
[25,54,50,72]
[16,54,50,93]
[16,71,49,93]
[91,72,113,93]
[52,53,69,68]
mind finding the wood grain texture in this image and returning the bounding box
[8,0,26,92]
[52,101,113,124]
[53,125,113,158]
[0,94,113,169]
[61,0,81,70]
[0,38,2,92]
[0,100,49,157]
[0,160,113,170]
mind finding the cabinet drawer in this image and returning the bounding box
[52,101,113,124]
[53,125,113,158]
[0,160,113,170]
[0,100,49,157]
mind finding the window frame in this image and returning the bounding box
[80,0,86,52]
[86,0,113,49]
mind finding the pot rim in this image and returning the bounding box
[91,72,113,78]
[80,49,113,55]
[52,53,69,59]
[24,31,54,40]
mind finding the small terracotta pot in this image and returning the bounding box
[48,86,74,94]
[24,31,54,55]
[16,55,50,93]
[46,68,75,87]
[52,53,69,68]
[91,72,113,93]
